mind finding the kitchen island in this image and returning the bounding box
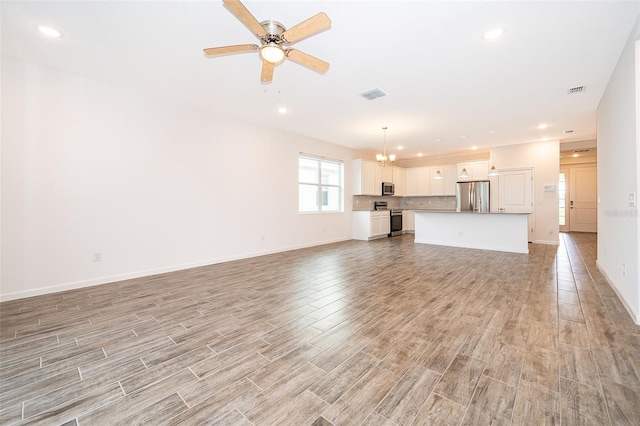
[414,211,529,254]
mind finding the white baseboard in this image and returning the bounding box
[0,237,351,302]
[596,260,640,325]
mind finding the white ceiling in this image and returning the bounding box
[2,1,639,160]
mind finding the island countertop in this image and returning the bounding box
[414,210,529,253]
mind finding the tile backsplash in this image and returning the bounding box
[353,195,456,211]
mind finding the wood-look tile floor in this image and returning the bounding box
[1,233,640,425]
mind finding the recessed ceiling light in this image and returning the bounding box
[471,146,478,150]
[417,153,423,157]
[542,137,550,141]
[572,153,579,158]
[397,146,403,150]
[538,123,548,129]
[483,27,503,40]
[460,135,467,139]
[277,107,287,114]
[37,25,62,38]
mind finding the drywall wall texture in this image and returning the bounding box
[1,57,355,301]
[596,16,640,323]
[491,140,561,246]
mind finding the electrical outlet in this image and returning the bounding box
[622,263,626,276]
[93,252,102,262]
[260,235,265,242]
[629,193,636,206]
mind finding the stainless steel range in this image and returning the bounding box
[374,201,402,237]
[389,209,403,236]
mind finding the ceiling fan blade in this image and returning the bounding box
[222,0,267,38]
[282,12,331,44]
[261,60,274,83]
[203,44,258,56]
[286,49,330,74]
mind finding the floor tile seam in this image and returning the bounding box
[315,357,393,419]
[0,366,82,406]
[21,377,125,423]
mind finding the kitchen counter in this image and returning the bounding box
[414,210,529,254]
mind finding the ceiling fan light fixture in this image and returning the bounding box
[260,44,285,64]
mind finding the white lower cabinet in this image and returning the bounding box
[352,210,390,240]
[402,210,416,232]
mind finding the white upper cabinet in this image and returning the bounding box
[352,159,382,195]
[392,167,406,196]
[406,168,420,196]
[457,161,489,181]
[442,165,457,195]
[417,168,431,195]
[405,166,455,196]
[404,167,430,196]
[381,166,393,183]
[429,166,459,196]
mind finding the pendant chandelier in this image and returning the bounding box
[434,139,443,179]
[376,126,396,167]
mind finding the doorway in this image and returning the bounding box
[559,165,597,233]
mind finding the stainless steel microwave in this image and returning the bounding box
[382,182,395,196]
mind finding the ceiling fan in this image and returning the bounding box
[203,0,331,83]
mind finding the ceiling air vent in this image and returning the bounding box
[564,129,574,134]
[359,88,387,100]
[567,85,585,94]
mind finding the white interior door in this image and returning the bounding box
[498,169,533,213]
[498,168,534,242]
[569,166,597,232]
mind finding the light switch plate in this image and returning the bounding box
[630,192,636,206]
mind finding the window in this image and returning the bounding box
[559,172,566,226]
[299,155,344,213]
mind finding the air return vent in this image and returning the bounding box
[359,88,387,100]
[564,129,574,134]
[573,149,590,153]
[567,85,585,94]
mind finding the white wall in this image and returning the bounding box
[596,16,640,323]
[1,57,355,301]
[491,140,560,245]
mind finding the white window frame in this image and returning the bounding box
[298,154,344,213]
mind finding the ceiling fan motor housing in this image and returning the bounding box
[260,20,286,44]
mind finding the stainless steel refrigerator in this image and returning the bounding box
[456,180,490,213]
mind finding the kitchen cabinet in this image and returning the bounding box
[352,159,382,195]
[352,210,390,240]
[406,168,420,196]
[406,166,456,196]
[402,210,415,232]
[457,161,489,181]
[381,165,393,183]
[429,165,456,196]
[393,166,406,196]
[406,167,431,196]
